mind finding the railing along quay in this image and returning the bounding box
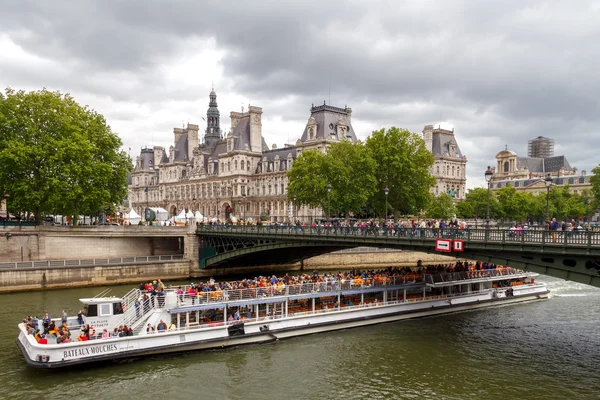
[196,225,600,247]
[0,254,184,270]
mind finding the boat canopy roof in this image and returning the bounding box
[79,297,123,304]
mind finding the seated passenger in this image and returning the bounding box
[157,320,167,332]
[48,322,58,336]
[168,322,176,331]
[37,334,48,345]
[101,329,110,339]
[146,323,155,334]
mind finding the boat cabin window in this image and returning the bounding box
[113,302,124,315]
[99,303,112,317]
[83,304,98,317]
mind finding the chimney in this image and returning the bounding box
[174,128,185,144]
[582,170,587,176]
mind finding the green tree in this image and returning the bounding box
[365,127,435,215]
[496,186,531,222]
[287,141,377,217]
[455,200,474,218]
[464,187,500,220]
[590,164,600,208]
[0,88,132,222]
[425,193,456,220]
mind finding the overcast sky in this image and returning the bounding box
[1,0,599,188]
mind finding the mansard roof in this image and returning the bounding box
[431,129,464,158]
[172,133,189,162]
[254,147,297,173]
[517,155,573,173]
[300,104,357,142]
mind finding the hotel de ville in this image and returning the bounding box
[128,90,467,222]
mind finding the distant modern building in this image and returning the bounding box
[528,136,554,159]
[128,89,358,222]
[489,144,593,195]
[422,124,467,200]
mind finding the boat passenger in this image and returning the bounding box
[168,322,176,331]
[146,323,155,334]
[42,312,51,334]
[37,334,48,345]
[48,321,58,336]
[101,329,110,339]
[112,328,120,337]
[61,310,68,326]
[77,310,84,326]
[157,320,167,332]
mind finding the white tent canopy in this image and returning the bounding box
[194,211,204,222]
[175,210,187,222]
[186,211,194,218]
[128,209,141,225]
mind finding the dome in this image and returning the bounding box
[210,89,216,96]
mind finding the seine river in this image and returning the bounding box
[2,276,599,400]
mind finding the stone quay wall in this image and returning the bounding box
[0,261,190,293]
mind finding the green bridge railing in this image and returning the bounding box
[196,224,600,249]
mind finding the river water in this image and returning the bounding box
[2,276,599,400]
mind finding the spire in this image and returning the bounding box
[205,87,221,146]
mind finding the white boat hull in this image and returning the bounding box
[17,284,548,368]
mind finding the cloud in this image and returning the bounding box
[0,0,598,190]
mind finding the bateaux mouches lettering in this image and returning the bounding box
[63,343,118,360]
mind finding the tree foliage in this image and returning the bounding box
[287,141,377,217]
[287,127,435,218]
[458,184,595,223]
[589,164,600,208]
[365,127,435,215]
[425,193,456,220]
[0,88,132,222]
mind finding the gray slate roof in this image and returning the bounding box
[300,105,357,142]
[431,130,464,158]
[517,155,573,173]
[173,133,189,162]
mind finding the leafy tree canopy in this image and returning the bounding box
[365,127,435,215]
[425,193,456,220]
[0,88,132,222]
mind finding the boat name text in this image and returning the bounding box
[63,344,118,360]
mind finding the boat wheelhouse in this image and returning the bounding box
[17,267,549,368]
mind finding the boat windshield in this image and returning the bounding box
[83,304,97,317]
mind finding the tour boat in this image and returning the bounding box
[17,268,549,368]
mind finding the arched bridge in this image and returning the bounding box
[196,225,600,288]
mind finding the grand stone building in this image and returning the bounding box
[128,90,358,222]
[489,141,593,195]
[422,124,467,200]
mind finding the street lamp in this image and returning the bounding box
[238,199,242,223]
[545,173,553,224]
[484,166,494,229]
[242,192,246,222]
[293,194,297,223]
[384,187,389,220]
[326,183,332,221]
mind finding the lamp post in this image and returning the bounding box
[384,187,389,220]
[545,173,553,224]
[238,199,242,223]
[242,192,246,222]
[484,166,493,230]
[293,194,297,223]
[326,183,332,221]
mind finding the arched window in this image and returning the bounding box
[504,161,509,172]
[446,165,450,175]
[241,160,245,170]
[227,161,231,172]
[451,166,455,177]
[234,160,238,170]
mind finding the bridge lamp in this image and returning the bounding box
[293,195,297,222]
[545,174,553,224]
[384,187,389,220]
[326,183,332,221]
[484,166,494,229]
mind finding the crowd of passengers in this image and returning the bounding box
[22,311,135,345]
[137,261,508,301]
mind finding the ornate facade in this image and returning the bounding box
[422,125,467,200]
[489,145,592,195]
[128,91,358,222]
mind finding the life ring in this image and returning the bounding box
[89,326,96,337]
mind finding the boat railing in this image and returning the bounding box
[169,276,423,307]
[425,268,525,284]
